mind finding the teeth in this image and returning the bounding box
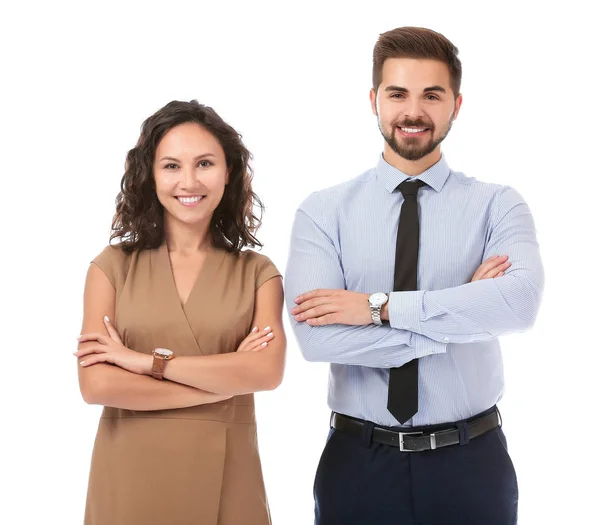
[177,196,203,203]
[401,127,426,133]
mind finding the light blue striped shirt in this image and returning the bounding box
[284,154,544,427]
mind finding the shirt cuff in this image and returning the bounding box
[388,290,424,332]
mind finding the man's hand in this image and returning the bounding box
[291,290,371,326]
[292,255,511,326]
[471,255,510,281]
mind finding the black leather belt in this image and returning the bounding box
[331,408,500,452]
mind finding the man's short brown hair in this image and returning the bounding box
[372,27,462,97]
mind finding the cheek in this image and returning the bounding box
[206,172,229,195]
[377,102,399,124]
[153,176,174,203]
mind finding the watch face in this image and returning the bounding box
[154,348,173,358]
[369,293,388,307]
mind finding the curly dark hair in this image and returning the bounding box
[110,100,264,253]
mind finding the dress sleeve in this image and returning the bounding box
[255,254,282,289]
[91,245,122,289]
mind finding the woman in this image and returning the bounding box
[75,100,285,525]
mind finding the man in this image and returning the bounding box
[284,27,544,524]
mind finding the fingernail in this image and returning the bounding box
[251,326,258,333]
[79,360,86,366]
[295,315,301,321]
[76,335,82,340]
[104,316,110,322]
[261,342,268,347]
[267,332,273,337]
[263,326,271,331]
[294,297,300,303]
[291,308,297,314]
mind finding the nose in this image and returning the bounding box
[180,166,199,190]
[404,98,424,119]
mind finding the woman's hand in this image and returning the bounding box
[75,316,152,375]
[236,326,274,352]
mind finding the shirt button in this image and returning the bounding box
[443,337,450,342]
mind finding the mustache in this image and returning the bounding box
[395,118,433,128]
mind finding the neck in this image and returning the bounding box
[163,218,212,255]
[382,144,442,176]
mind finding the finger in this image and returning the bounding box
[103,316,123,343]
[291,297,334,315]
[77,333,110,345]
[241,326,275,352]
[471,260,493,281]
[79,354,110,367]
[475,255,507,275]
[237,327,257,352]
[472,255,508,281]
[495,271,505,277]
[73,344,107,357]
[295,305,337,322]
[247,332,274,351]
[294,289,333,305]
[306,314,338,326]
[238,326,272,351]
[482,261,511,279]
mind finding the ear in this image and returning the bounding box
[225,166,231,185]
[452,93,463,120]
[369,88,378,116]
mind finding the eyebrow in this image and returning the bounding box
[159,153,217,162]
[384,85,447,94]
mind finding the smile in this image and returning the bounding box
[396,126,431,138]
[176,195,205,206]
[398,127,429,134]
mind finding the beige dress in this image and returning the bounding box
[84,241,281,525]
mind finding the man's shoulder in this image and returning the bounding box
[447,169,529,218]
[447,169,513,200]
[448,169,504,189]
[298,168,375,214]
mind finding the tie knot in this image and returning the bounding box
[398,179,427,198]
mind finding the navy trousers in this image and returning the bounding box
[314,408,518,525]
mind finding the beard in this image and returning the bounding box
[379,115,454,161]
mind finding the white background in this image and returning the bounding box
[1,1,598,523]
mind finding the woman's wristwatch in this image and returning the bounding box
[151,348,174,380]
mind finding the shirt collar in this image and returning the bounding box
[375,153,451,193]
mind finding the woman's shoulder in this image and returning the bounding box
[90,243,134,288]
[92,242,133,265]
[229,248,281,289]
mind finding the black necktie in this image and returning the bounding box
[387,178,427,424]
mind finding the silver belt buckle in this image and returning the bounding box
[398,431,423,452]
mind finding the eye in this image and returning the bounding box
[425,94,440,101]
[391,93,405,99]
[164,163,178,170]
[198,159,213,168]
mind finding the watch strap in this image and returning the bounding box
[371,304,383,325]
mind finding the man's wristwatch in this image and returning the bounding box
[151,348,174,380]
[368,292,389,325]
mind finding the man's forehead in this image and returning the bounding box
[381,58,452,86]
